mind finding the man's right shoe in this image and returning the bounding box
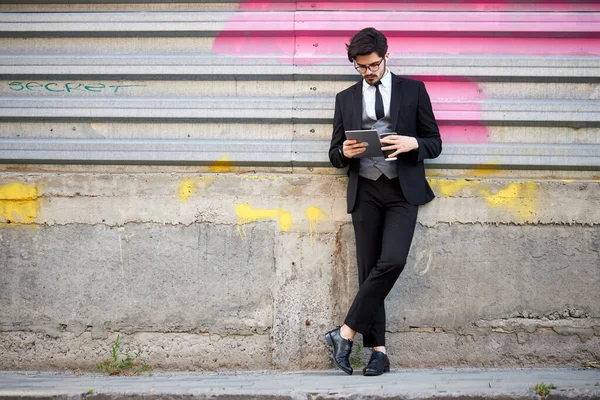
[362,350,390,376]
[324,328,353,375]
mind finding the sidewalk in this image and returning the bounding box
[1,368,599,399]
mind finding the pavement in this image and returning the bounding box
[1,368,600,400]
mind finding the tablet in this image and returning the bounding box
[345,129,384,158]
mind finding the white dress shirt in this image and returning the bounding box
[362,68,391,120]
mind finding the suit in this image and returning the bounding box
[328,73,442,347]
[328,73,442,212]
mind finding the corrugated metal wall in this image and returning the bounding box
[0,1,599,169]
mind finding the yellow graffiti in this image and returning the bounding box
[305,206,327,243]
[470,168,502,177]
[236,203,292,237]
[480,182,537,222]
[209,156,235,173]
[429,179,474,197]
[177,177,216,202]
[429,179,538,222]
[0,182,40,223]
[178,179,196,202]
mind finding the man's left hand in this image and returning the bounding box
[380,134,419,158]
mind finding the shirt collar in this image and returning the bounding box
[362,68,391,91]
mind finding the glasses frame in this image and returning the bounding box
[354,58,385,73]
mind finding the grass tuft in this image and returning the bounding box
[533,382,556,399]
[349,342,363,369]
[581,361,600,369]
[96,334,152,376]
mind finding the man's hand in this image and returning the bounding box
[342,139,367,158]
[380,135,419,158]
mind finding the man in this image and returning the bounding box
[325,28,442,376]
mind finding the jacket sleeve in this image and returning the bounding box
[328,92,350,168]
[413,81,442,162]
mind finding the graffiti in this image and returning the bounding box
[430,178,473,198]
[8,81,145,94]
[215,2,600,58]
[293,36,600,59]
[481,182,537,222]
[235,203,331,241]
[429,178,538,222]
[236,203,293,238]
[305,206,327,243]
[213,1,599,146]
[412,76,489,144]
[0,182,39,224]
[295,2,600,12]
[177,176,216,202]
[239,0,598,12]
[209,156,236,173]
[179,179,196,202]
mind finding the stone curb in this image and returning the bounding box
[1,369,600,400]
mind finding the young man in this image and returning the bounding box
[325,28,442,376]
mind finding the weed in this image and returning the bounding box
[349,342,363,369]
[534,382,556,399]
[96,334,152,376]
[87,389,94,394]
[581,361,600,369]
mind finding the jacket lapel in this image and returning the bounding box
[390,73,404,131]
[351,80,362,129]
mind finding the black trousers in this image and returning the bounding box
[344,175,418,347]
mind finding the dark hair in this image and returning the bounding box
[346,27,388,62]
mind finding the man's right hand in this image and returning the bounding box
[342,139,367,158]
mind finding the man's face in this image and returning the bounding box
[354,51,389,85]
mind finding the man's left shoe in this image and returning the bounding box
[362,351,390,376]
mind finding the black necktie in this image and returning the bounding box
[374,81,384,120]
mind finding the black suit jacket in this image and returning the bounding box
[328,74,442,213]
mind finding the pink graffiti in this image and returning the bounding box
[293,10,600,58]
[297,1,600,12]
[214,1,599,144]
[413,77,488,144]
[238,0,600,12]
[294,37,600,60]
[216,3,600,57]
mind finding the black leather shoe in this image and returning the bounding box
[324,328,353,375]
[362,351,390,376]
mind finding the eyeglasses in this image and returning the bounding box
[354,58,385,73]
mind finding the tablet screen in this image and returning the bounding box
[344,130,385,158]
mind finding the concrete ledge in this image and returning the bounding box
[0,370,599,400]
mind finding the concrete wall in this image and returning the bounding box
[1,1,599,370]
[1,166,598,370]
